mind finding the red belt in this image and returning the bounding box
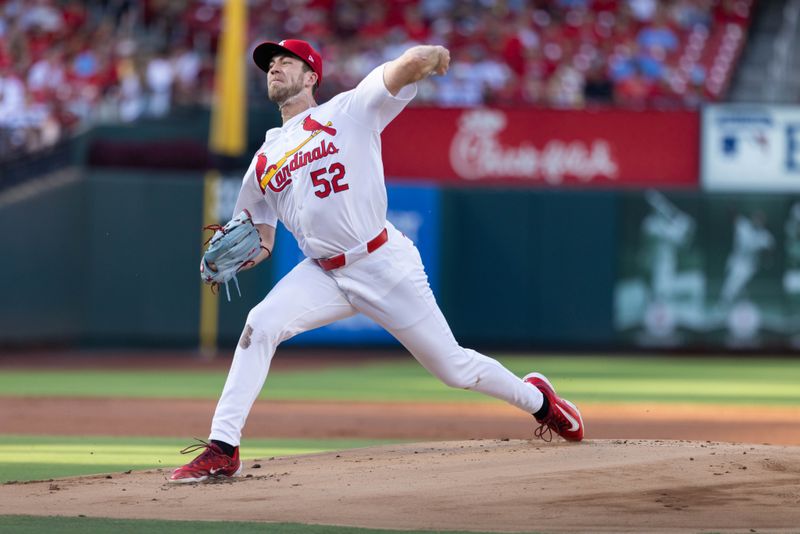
[314,228,389,271]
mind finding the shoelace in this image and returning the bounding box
[202,224,225,246]
[207,276,241,302]
[222,275,241,302]
[534,421,554,442]
[179,439,221,467]
[534,406,571,443]
[179,438,215,455]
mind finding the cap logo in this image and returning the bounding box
[308,55,314,63]
[279,40,286,45]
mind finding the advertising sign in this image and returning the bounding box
[615,190,800,348]
[382,107,699,188]
[702,105,800,191]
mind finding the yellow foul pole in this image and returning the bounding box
[200,0,248,355]
[210,0,247,156]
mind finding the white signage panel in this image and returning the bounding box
[702,105,800,191]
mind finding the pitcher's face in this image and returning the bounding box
[267,55,308,104]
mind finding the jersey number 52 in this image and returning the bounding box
[310,163,349,199]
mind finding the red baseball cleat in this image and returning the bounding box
[168,440,241,483]
[524,372,584,442]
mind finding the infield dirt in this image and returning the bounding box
[2,439,800,533]
[3,397,800,444]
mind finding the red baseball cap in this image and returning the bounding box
[253,39,323,87]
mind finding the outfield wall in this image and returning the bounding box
[4,104,800,350]
[4,169,800,350]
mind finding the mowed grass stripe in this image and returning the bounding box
[0,435,396,483]
[0,516,529,534]
[0,356,799,405]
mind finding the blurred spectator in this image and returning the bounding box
[116,56,145,123]
[636,44,668,80]
[20,0,63,33]
[637,10,679,52]
[400,3,430,42]
[714,0,751,25]
[583,59,614,104]
[546,63,585,108]
[627,0,658,22]
[27,48,65,98]
[671,0,712,30]
[146,53,174,117]
[608,39,638,82]
[0,66,26,123]
[435,47,486,107]
[172,46,202,106]
[615,69,650,107]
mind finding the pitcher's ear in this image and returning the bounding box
[306,70,319,90]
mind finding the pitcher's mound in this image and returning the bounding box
[3,439,800,532]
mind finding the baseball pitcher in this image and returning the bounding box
[171,39,584,483]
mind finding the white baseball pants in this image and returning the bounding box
[209,224,543,446]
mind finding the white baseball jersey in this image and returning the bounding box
[233,63,416,259]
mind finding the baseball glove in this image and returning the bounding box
[200,209,265,300]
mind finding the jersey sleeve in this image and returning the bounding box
[339,63,417,132]
[233,155,277,228]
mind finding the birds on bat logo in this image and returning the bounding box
[255,116,338,194]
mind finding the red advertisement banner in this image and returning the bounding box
[382,107,699,188]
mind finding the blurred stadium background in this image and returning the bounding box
[2,0,800,353]
[3,3,800,531]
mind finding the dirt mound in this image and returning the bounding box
[3,439,800,532]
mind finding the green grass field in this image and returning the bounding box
[2,355,799,404]
[0,435,395,483]
[2,355,798,533]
